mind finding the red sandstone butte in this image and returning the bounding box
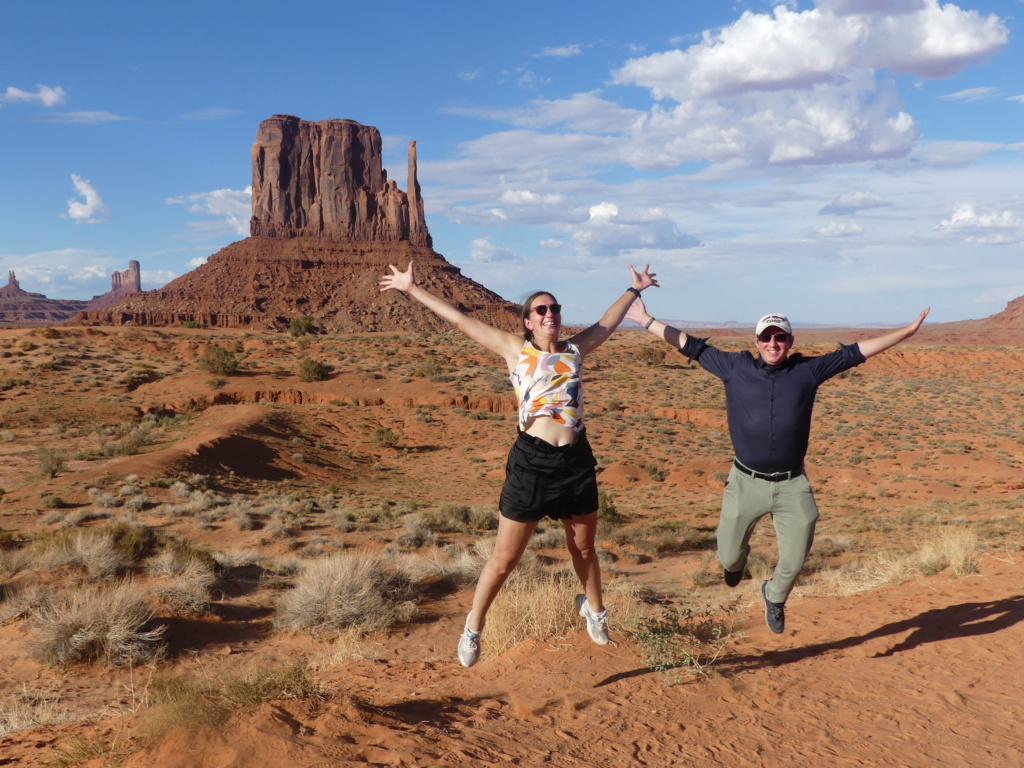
[77,115,519,334]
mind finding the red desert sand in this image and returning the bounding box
[0,321,1021,767]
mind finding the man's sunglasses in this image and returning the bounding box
[757,332,791,343]
[531,303,562,316]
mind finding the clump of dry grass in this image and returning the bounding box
[220,660,326,708]
[146,674,231,734]
[0,686,72,737]
[481,551,582,657]
[816,526,980,595]
[146,661,326,738]
[312,628,381,667]
[28,580,166,667]
[914,526,979,577]
[274,551,418,633]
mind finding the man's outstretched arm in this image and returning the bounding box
[857,308,931,359]
[626,296,686,348]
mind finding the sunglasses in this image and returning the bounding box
[531,303,562,316]
[757,332,791,343]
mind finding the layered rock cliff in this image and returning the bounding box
[250,115,431,247]
[77,116,518,333]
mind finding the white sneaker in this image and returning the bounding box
[575,594,609,646]
[457,615,483,667]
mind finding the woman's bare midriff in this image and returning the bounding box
[523,415,578,447]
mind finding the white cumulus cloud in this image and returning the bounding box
[819,220,864,237]
[569,202,701,256]
[63,175,109,224]
[609,0,1007,167]
[938,202,1024,244]
[0,84,66,107]
[470,238,520,263]
[166,186,252,236]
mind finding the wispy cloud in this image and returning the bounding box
[181,108,242,121]
[38,110,130,124]
[819,192,891,215]
[940,87,998,101]
[62,175,109,225]
[537,44,583,58]
[166,187,252,237]
[0,84,66,107]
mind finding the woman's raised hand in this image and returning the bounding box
[380,261,415,293]
[629,264,659,292]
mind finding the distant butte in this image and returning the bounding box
[77,115,519,333]
[0,263,139,325]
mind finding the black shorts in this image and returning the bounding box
[499,429,599,523]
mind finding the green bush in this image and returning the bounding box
[197,346,239,376]
[298,357,331,382]
[290,315,317,337]
[372,427,399,448]
[37,449,67,479]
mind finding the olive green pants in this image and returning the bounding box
[717,465,819,604]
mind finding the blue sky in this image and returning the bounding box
[1,0,1021,324]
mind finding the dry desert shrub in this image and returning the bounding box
[413,502,496,533]
[395,543,485,592]
[32,529,129,578]
[274,551,418,634]
[0,582,51,625]
[28,580,166,667]
[149,550,217,614]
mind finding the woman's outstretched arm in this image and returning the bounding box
[571,264,659,354]
[380,261,524,366]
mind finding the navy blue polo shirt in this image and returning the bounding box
[680,337,866,474]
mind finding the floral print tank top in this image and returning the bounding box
[510,341,584,432]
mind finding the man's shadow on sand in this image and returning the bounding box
[597,595,1024,686]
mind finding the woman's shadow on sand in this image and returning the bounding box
[598,594,1024,685]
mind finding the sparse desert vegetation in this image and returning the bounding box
[0,323,1020,765]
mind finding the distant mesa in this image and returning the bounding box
[0,262,140,325]
[77,114,519,334]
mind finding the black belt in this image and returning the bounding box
[733,459,803,482]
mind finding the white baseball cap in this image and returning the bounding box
[755,313,792,336]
